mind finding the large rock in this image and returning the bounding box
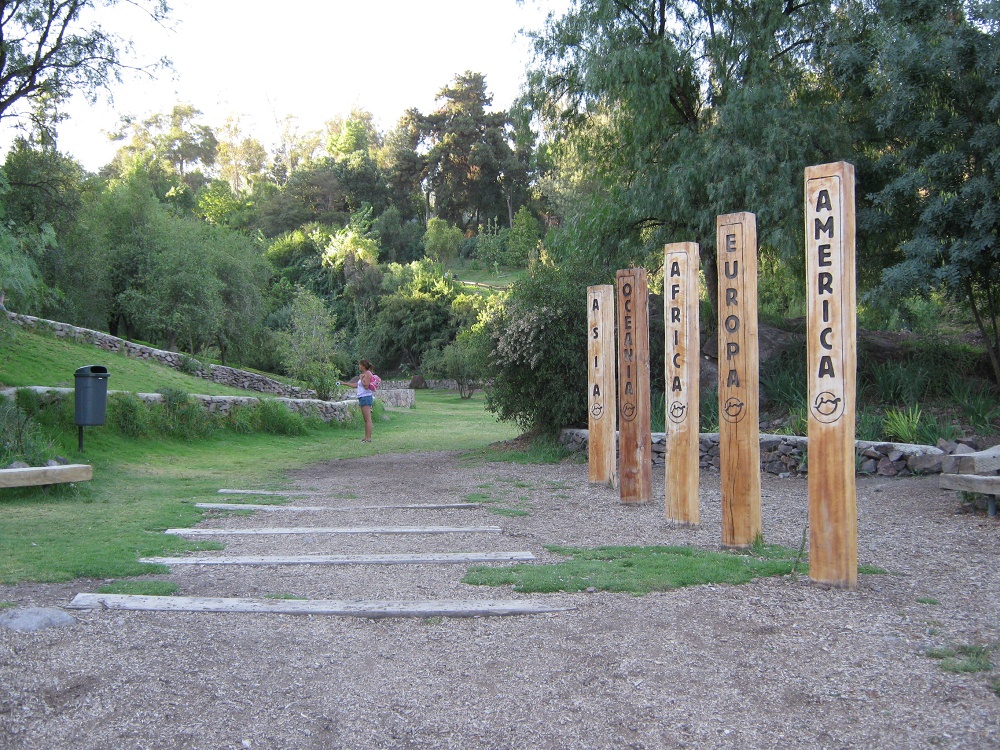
[0,607,76,632]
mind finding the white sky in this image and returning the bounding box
[4,0,567,172]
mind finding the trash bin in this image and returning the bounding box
[74,365,109,426]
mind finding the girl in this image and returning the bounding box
[338,359,376,442]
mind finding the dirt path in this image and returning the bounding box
[2,452,998,749]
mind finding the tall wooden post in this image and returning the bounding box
[588,285,617,485]
[664,243,700,526]
[616,268,652,504]
[805,162,858,590]
[716,213,762,547]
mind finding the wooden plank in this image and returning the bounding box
[0,464,92,489]
[940,444,1000,475]
[66,593,574,618]
[139,551,536,566]
[664,243,700,527]
[939,473,1000,494]
[194,503,480,512]
[587,284,617,486]
[164,525,503,536]
[805,162,858,590]
[716,213,761,547]
[616,268,652,504]
[218,489,321,496]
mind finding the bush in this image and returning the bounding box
[107,393,152,438]
[477,260,600,434]
[0,394,55,466]
[155,388,214,438]
[422,336,482,399]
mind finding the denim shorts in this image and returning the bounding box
[358,395,374,407]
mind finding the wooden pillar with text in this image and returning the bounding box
[588,285,617,486]
[716,213,762,547]
[664,243,700,526]
[616,268,652,504]
[805,162,858,590]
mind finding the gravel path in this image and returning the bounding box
[2,451,998,749]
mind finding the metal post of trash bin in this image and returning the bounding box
[74,365,109,451]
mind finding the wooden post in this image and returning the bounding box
[616,268,652,504]
[716,213,762,547]
[588,285,617,485]
[805,162,858,590]
[664,243,700,526]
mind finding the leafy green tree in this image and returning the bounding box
[215,116,267,194]
[276,286,341,398]
[0,0,170,126]
[423,217,462,265]
[833,0,1000,382]
[415,72,521,231]
[525,0,843,317]
[422,333,482,398]
[506,206,541,266]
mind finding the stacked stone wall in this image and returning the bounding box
[559,429,957,477]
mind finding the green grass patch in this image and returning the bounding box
[465,544,886,594]
[0,602,16,610]
[95,580,180,596]
[464,492,501,504]
[0,389,518,584]
[925,644,995,673]
[917,596,940,605]
[0,327,272,396]
[464,433,575,465]
[263,593,308,600]
[463,544,805,594]
[487,507,531,517]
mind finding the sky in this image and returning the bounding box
[6,0,568,172]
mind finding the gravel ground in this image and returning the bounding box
[1,450,998,749]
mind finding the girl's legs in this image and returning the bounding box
[361,405,373,442]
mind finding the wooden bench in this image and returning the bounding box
[939,444,1000,517]
[0,464,93,489]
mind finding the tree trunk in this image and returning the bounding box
[965,278,1000,385]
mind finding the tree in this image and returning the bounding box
[416,72,522,231]
[216,116,267,194]
[277,286,341,398]
[525,0,844,318]
[422,217,462,265]
[835,0,1000,382]
[0,0,170,127]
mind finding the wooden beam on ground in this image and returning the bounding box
[940,445,1000,475]
[164,525,503,536]
[217,489,322,496]
[194,503,480,512]
[139,551,536,566]
[66,593,574,618]
[0,464,92,489]
[939,473,1000,494]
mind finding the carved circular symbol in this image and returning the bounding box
[621,401,637,421]
[668,400,687,424]
[812,390,843,423]
[722,396,745,423]
[591,402,604,419]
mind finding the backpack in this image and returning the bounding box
[368,373,381,391]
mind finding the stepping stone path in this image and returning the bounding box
[67,487,573,620]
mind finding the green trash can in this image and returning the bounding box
[74,365,109,426]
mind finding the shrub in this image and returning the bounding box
[760,349,807,412]
[155,388,214,438]
[422,335,483,399]
[0,395,54,466]
[107,393,152,438]
[477,260,598,434]
[883,405,921,444]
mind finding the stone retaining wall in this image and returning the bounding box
[1,387,354,423]
[559,429,961,477]
[5,312,314,397]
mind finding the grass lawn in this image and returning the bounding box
[446,261,528,290]
[0,390,520,584]
[0,327,288,397]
